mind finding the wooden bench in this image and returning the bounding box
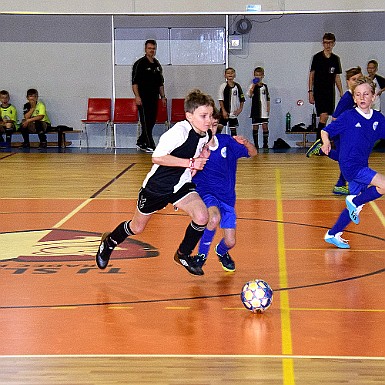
[286,131,317,147]
[10,127,82,148]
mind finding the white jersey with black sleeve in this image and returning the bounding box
[142,120,210,195]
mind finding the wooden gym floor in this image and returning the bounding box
[0,148,384,384]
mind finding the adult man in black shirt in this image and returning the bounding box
[132,39,166,153]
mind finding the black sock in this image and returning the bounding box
[252,130,259,148]
[263,130,269,147]
[178,221,207,256]
[317,122,326,140]
[108,220,135,246]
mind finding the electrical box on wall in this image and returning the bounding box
[229,35,243,50]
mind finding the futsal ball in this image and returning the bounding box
[241,279,273,313]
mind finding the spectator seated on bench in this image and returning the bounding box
[0,90,18,148]
[20,89,51,149]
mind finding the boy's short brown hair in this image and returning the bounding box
[27,88,38,97]
[184,89,215,114]
[345,66,362,80]
[254,66,264,75]
[323,32,336,42]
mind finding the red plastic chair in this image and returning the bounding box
[156,99,170,131]
[113,98,139,124]
[112,98,140,141]
[170,98,186,126]
[81,98,112,148]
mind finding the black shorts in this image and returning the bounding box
[251,117,269,124]
[219,117,239,128]
[137,182,197,214]
[314,91,335,116]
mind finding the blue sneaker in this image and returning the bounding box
[346,195,363,224]
[215,245,235,272]
[324,231,350,249]
[306,139,322,158]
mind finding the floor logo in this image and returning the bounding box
[0,229,158,262]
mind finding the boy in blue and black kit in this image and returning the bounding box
[193,110,257,271]
[321,76,385,248]
[307,66,363,195]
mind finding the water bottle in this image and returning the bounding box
[286,112,291,132]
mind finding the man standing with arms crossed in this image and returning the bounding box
[132,39,166,153]
[308,33,343,140]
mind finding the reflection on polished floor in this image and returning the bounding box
[0,149,384,384]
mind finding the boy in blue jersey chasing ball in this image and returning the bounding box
[193,109,257,271]
[321,76,385,248]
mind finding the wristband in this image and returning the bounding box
[189,158,195,170]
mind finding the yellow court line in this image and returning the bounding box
[53,198,93,228]
[275,169,296,385]
[369,201,385,228]
[291,307,384,313]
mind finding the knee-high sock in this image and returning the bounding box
[328,149,339,161]
[216,238,229,256]
[252,128,259,148]
[316,122,326,140]
[263,130,269,146]
[108,220,135,246]
[178,221,207,256]
[329,209,351,235]
[198,228,216,256]
[353,186,383,206]
[335,172,347,187]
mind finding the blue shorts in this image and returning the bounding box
[348,167,377,195]
[200,194,236,229]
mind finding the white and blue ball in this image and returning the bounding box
[241,279,273,313]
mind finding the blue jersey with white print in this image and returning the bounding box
[324,108,385,180]
[193,134,249,207]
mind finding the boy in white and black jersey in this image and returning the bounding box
[248,67,270,149]
[218,67,245,136]
[96,89,214,276]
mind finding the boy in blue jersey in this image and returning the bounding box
[321,77,385,248]
[193,110,257,271]
[307,67,362,195]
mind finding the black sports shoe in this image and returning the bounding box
[136,144,146,152]
[174,251,204,276]
[215,245,235,272]
[194,253,207,268]
[96,232,114,269]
